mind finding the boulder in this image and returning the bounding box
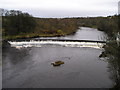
[51,61,64,66]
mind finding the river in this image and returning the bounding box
[2,27,113,88]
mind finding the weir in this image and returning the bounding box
[8,39,106,49]
[10,38,106,43]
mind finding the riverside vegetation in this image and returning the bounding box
[2,9,78,40]
[79,15,120,89]
[2,9,118,40]
[2,9,120,89]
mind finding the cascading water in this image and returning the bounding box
[8,39,106,49]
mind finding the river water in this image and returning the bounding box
[36,27,106,41]
[3,27,113,88]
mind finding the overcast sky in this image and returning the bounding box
[0,0,120,18]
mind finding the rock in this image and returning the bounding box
[51,61,64,66]
[99,51,107,58]
[2,40,11,48]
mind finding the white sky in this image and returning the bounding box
[0,0,120,18]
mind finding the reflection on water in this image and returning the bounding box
[3,46,113,88]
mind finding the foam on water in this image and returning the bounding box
[8,40,105,49]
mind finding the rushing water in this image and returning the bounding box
[3,27,113,88]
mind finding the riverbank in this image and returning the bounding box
[2,30,77,48]
[3,31,77,41]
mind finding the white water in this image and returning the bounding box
[8,40,105,49]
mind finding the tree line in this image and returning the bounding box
[34,18,78,36]
[76,15,119,37]
[3,9,118,40]
[2,9,36,36]
[2,9,78,40]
